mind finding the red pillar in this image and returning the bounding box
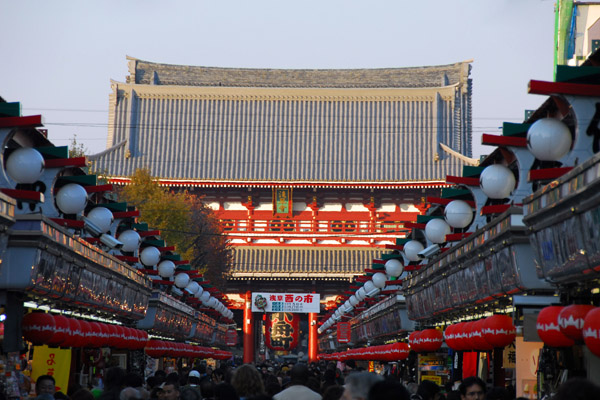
[243,291,254,364]
[308,313,318,363]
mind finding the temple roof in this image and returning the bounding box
[126,57,472,89]
[229,247,381,280]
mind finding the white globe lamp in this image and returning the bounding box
[527,118,572,161]
[174,273,190,289]
[140,246,161,266]
[425,218,451,244]
[157,260,176,278]
[384,259,404,278]
[444,200,473,229]
[356,287,366,301]
[56,183,88,214]
[5,147,45,184]
[480,164,516,199]
[404,240,424,262]
[208,297,219,308]
[200,291,211,304]
[118,229,141,252]
[349,295,359,307]
[185,281,200,295]
[195,285,204,298]
[364,280,380,297]
[372,272,387,289]
[86,207,114,233]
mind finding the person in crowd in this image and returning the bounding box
[120,387,142,400]
[445,391,461,400]
[231,365,265,400]
[153,372,167,388]
[162,382,180,400]
[320,370,337,393]
[165,374,180,386]
[149,387,165,400]
[321,386,343,400]
[199,377,215,400]
[553,377,600,400]
[125,373,149,400]
[412,380,441,400]
[340,372,382,400]
[179,387,201,400]
[263,375,281,398]
[367,380,410,400]
[214,383,239,400]
[485,387,510,400]
[100,367,126,400]
[36,375,56,398]
[71,389,95,400]
[342,361,356,377]
[458,377,486,400]
[212,368,226,385]
[181,371,202,399]
[54,391,68,400]
[90,377,104,399]
[273,364,321,400]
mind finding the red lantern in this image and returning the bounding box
[408,331,422,352]
[470,320,493,351]
[78,320,93,348]
[47,315,70,346]
[444,324,459,351]
[483,314,516,348]
[265,312,300,351]
[537,306,575,347]
[389,342,410,360]
[451,322,467,351]
[583,307,600,358]
[113,325,128,349]
[460,322,475,351]
[123,327,137,349]
[105,324,119,347]
[419,329,443,352]
[62,318,85,348]
[87,322,104,348]
[135,329,148,350]
[97,324,111,348]
[22,312,56,345]
[145,340,165,358]
[558,304,595,341]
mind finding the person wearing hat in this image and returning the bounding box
[181,371,202,399]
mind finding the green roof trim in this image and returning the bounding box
[144,239,165,247]
[416,215,444,223]
[162,254,181,261]
[37,146,69,159]
[395,238,410,245]
[382,253,403,260]
[503,122,531,137]
[0,102,21,117]
[58,174,96,186]
[555,65,600,83]
[441,188,471,199]
[104,202,128,212]
[133,222,149,231]
[462,166,485,177]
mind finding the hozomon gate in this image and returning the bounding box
[92,57,474,361]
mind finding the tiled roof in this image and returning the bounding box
[127,57,472,89]
[229,247,381,278]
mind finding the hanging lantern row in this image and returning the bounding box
[319,342,409,362]
[537,305,600,358]
[409,328,443,353]
[22,312,148,349]
[444,314,516,352]
[144,339,231,360]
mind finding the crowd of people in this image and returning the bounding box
[31,361,600,400]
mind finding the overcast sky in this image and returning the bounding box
[1,0,556,158]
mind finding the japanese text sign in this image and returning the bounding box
[251,292,320,313]
[31,345,71,394]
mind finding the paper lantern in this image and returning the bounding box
[145,340,166,358]
[419,329,443,352]
[444,200,473,229]
[583,308,600,358]
[56,183,88,214]
[537,306,575,347]
[64,318,86,348]
[363,280,380,297]
[470,319,493,351]
[389,342,410,360]
[97,323,111,348]
[158,260,176,278]
[140,246,161,266]
[384,258,404,278]
[118,230,141,252]
[408,331,422,352]
[480,164,516,199]
[404,240,424,262]
[22,312,55,345]
[5,147,45,184]
[459,322,475,351]
[174,273,190,289]
[483,314,516,348]
[113,325,128,349]
[527,118,572,161]
[86,322,104,348]
[47,315,71,346]
[558,304,594,341]
[372,272,387,289]
[425,219,451,244]
[77,320,93,348]
[86,207,114,234]
[444,324,459,351]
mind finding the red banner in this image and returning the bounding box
[225,328,237,347]
[337,322,351,343]
[265,312,299,351]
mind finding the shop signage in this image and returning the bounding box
[337,322,351,343]
[225,328,238,346]
[31,345,71,393]
[265,312,299,351]
[251,292,320,313]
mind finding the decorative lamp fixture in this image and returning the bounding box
[157,260,176,278]
[56,183,88,214]
[479,164,516,199]
[363,280,380,297]
[349,295,359,307]
[372,272,387,289]
[174,273,190,289]
[47,315,71,346]
[482,314,516,348]
[5,147,45,184]
[408,331,422,352]
[118,230,141,252]
[185,281,201,295]
[200,291,211,304]
[444,200,473,229]
[404,240,424,262]
[384,259,404,278]
[583,307,600,358]
[140,246,161,266]
[22,312,55,345]
[86,207,114,234]
[355,287,366,301]
[425,219,451,244]
[558,304,595,341]
[470,319,493,351]
[537,306,575,347]
[527,118,572,161]
[195,285,205,298]
[418,329,443,352]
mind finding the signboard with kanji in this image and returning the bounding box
[251,292,320,313]
[337,322,352,343]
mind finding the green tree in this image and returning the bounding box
[119,168,231,289]
[68,134,87,158]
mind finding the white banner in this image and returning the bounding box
[251,292,320,313]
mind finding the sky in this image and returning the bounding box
[1,0,557,158]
